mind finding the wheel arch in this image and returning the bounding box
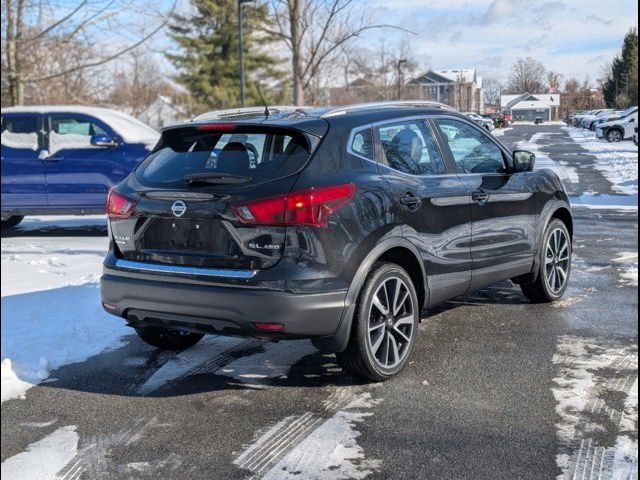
[312,237,427,353]
[551,207,573,240]
[514,203,573,286]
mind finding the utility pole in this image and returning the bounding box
[238,0,254,107]
[396,59,407,100]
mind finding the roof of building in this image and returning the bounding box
[501,93,560,108]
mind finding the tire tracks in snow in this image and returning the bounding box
[553,336,638,480]
[234,386,381,479]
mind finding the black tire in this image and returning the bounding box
[134,326,204,350]
[1,215,24,228]
[336,262,419,381]
[521,219,572,303]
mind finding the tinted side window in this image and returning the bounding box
[377,120,446,175]
[349,127,374,160]
[1,115,39,150]
[435,119,506,174]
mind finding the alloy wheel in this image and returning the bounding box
[544,228,570,294]
[608,130,622,142]
[367,276,415,369]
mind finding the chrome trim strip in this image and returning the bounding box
[114,259,258,279]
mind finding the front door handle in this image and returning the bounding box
[399,192,422,208]
[471,189,490,204]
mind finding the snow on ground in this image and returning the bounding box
[0,425,79,480]
[612,251,639,287]
[552,336,638,480]
[1,216,129,403]
[517,132,579,185]
[235,388,382,480]
[491,127,513,137]
[563,127,638,195]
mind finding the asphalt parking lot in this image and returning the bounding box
[1,125,637,480]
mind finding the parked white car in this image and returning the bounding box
[463,112,494,131]
[593,107,637,131]
[580,109,614,129]
[596,109,638,142]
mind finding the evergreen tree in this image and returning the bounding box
[602,28,638,108]
[166,0,285,113]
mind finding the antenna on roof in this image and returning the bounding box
[255,82,269,119]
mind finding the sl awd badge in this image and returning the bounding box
[171,200,187,217]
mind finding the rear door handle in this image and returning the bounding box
[471,189,490,204]
[399,192,422,207]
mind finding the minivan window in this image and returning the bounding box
[136,128,311,187]
[1,115,39,150]
[377,120,446,175]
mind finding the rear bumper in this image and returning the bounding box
[100,268,347,339]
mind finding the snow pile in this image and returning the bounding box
[563,127,638,195]
[1,219,129,402]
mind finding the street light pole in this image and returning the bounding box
[238,0,245,107]
[238,0,253,108]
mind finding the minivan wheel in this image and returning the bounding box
[134,326,204,350]
[520,219,572,303]
[606,129,623,142]
[337,262,419,381]
[1,215,24,228]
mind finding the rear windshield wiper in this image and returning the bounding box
[184,172,252,185]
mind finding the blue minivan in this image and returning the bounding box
[1,106,159,228]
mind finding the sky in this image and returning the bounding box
[41,0,638,87]
[361,0,638,83]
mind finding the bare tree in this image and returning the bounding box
[265,0,406,105]
[546,71,563,92]
[482,78,502,106]
[2,0,175,106]
[107,48,180,116]
[505,57,547,94]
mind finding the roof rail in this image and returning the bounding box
[192,105,316,122]
[321,101,456,117]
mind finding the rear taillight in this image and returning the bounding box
[106,188,136,218]
[232,183,356,227]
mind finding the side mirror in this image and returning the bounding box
[512,150,535,172]
[90,134,118,147]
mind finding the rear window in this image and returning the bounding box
[136,127,311,187]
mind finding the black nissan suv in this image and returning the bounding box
[101,101,573,381]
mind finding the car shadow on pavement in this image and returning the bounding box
[425,281,530,317]
[33,339,364,399]
[2,279,533,402]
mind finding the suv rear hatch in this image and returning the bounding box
[108,122,326,271]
